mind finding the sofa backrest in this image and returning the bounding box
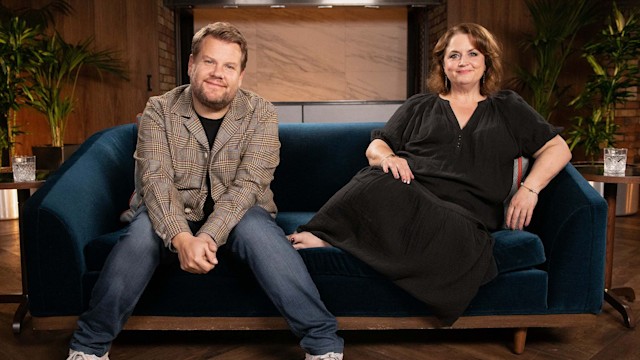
[26,121,383,234]
[272,122,384,212]
[25,123,138,250]
[23,123,138,314]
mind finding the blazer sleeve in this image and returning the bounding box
[134,96,191,246]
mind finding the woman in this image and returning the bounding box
[288,23,572,325]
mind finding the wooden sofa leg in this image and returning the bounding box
[513,327,528,354]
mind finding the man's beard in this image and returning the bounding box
[192,84,235,112]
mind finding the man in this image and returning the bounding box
[67,22,344,360]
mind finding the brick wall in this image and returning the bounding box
[427,0,447,64]
[616,88,640,163]
[158,0,177,92]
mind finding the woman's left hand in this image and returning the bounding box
[505,134,572,230]
[505,187,538,230]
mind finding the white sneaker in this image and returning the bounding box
[305,352,343,360]
[66,349,110,360]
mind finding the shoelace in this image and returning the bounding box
[69,353,104,360]
[318,354,342,360]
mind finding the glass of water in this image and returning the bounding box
[603,148,627,176]
[12,155,36,182]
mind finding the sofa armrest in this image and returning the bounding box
[23,124,137,316]
[528,164,607,313]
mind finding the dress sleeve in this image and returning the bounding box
[497,90,559,157]
[371,93,433,152]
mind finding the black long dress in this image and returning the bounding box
[298,90,558,325]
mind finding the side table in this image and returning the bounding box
[0,173,45,334]
[574,163,640,328]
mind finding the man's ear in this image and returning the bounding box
[187,54,194,78]
[238,70,245,88]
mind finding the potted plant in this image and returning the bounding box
[22,24,128,169]
[0,1,71,168]
[24,31,128,164]
[0,17,36,168]
[509,0,601,122]
[567,2,640,160]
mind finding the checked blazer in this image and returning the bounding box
[132,84,280,247]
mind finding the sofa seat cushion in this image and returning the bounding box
[77,220,549,318]
[275,211,315,235]
[276,212,546,274]
[81,243,548,318]
[85,215,546,274]
[81,219,547,317]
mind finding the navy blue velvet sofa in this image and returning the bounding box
[23,122,607,354]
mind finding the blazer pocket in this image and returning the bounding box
[213,148,241,184]
[174,149,207,189]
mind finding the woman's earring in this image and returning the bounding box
[444,75,450,90]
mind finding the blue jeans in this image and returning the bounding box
[70,205,343,356]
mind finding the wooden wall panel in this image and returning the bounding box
[9,0,159,155]
[445,0,534,83]
[443,0,600,135]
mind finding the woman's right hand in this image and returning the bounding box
[366,139,415,184]
[381,154,414,184]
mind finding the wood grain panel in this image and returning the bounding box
[10,0,159,155]
[446,0,533,83]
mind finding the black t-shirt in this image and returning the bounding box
[199,115,224,148]
[372,90,557,230]
[198,114,224,217]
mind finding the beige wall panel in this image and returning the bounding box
[345,71,406,100]
[194,7,407,102]
[345,26,405,73]
[256,71,349,102]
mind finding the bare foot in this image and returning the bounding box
[287,231,332,250]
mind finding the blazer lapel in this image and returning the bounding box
[174,87,209,150]
[184,116,209,150]
[211,91,252,154]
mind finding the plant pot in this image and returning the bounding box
[32,144,80,171]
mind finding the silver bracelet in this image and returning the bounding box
[520,182,539,195]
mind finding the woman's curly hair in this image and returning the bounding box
[426,23,503,96]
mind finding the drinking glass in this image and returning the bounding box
[603,148,627,176]
[12,155,36,182]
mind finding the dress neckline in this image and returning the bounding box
[437,94,488,105]
[439,96,487,131]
